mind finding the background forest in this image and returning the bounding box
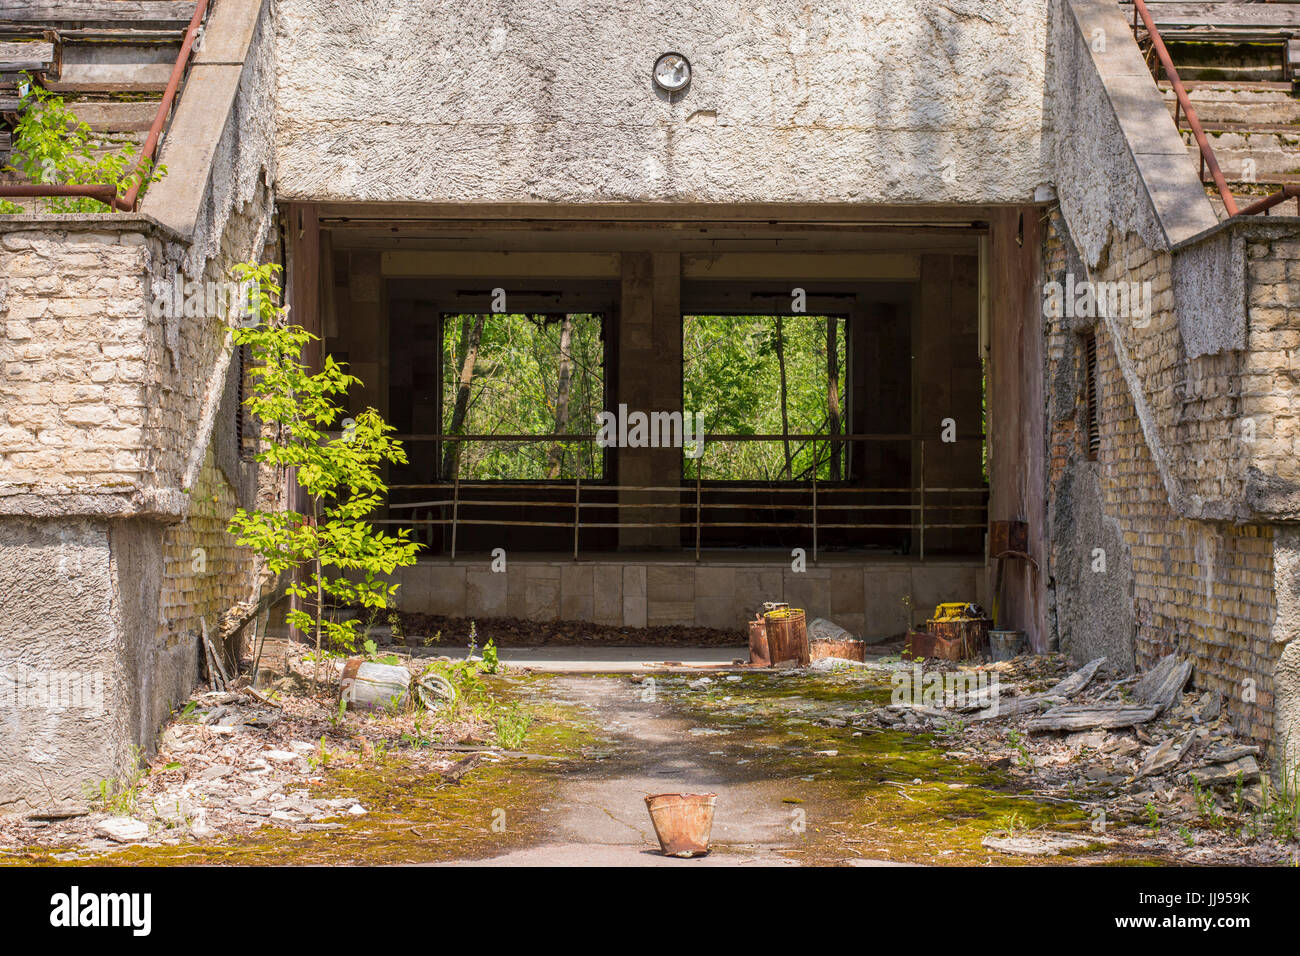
[439,312,846,482]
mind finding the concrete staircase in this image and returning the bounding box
[0,2,196,177]
[1132,0,1300,216]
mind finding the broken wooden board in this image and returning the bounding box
[0,2,195,29]
[1044,657,1106,699]
[1133,654,1193,715]
[1026,703,1159,733]
[1189,755,1260,788]
[982,831,1113,857]
[971,694,1063,720]
[1136,730,1195,779]
[0,41,54,72]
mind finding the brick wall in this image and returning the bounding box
[1044,210,1288,745]
[0,225,156,506]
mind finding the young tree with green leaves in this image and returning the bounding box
[0,75,164,214]
[227,262,421,690]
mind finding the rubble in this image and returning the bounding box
[0,641,507,860]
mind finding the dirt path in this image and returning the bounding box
[444,676,843,866]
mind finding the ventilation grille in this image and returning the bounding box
[1084,332,1100,461]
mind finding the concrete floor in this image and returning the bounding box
[444,645,750,673]
[436,676,905,867]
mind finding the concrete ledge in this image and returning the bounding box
[141,0,269,238]
[1055,0,1219,262]
[393,555,989,640]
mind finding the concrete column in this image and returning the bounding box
[617,252,682,549]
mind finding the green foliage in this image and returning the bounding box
[225,262,421,674]
[441,312,605,479]
[84,746,146,815]
[494,702,532,749]
[2,75,165,214]
[480,638,500,675]
[683,314,847,480]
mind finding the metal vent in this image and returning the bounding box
[1084,332,1099,461]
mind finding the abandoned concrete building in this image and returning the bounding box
[2,0,1300,812]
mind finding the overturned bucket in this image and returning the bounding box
[644,792,717,857]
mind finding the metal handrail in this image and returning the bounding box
[0,0,210,212]
[1131,0,1239,215]
[1131,0,1300,216]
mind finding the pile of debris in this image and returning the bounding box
[844,651,1294,862]
[0,645,499,860]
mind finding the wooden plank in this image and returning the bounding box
[1026,703,1159,733]
[1128,2,1300,30]
[0,3,195,28]
[0,41,54,72]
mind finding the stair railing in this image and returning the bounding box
[1131,0,1239,215]
[0,0,211,213]
[1131,0,1300,216]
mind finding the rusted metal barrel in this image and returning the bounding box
[748,613,770,667]
[764,606,809,666]
[645,793,717,857]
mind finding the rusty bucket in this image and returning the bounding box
[764,606,809,667]
[748,613,771,667]
[644,793,717,857]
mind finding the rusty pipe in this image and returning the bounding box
[1131,0,1239,216]
[1236,184,1300,217]
[0,0,210,213]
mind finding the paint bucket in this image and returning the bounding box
[764,606,809,667]
[989,629,1023,662]
[340,659,411,711]
[644,793,717,857]
[748,614,771,667]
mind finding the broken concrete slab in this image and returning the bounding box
[94,817,150,843]
[982,831,1113,856]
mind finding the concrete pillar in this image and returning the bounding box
[617,252,682,549]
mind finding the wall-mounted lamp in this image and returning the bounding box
[652,52,691,93]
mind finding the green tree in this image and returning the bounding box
[227,262,421,689]
[1,74,163,214]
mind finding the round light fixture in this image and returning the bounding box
[652,52,691,93]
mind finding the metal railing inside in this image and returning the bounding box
[376,433,988,561]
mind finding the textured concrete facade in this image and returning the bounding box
[0,0,277,811]
[274,0,1050,205]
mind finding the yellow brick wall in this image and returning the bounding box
[1044,211,1281,745]
[158,446,254,664]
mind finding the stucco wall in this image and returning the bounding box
[274,0,1049,205]
[0,0,278,813]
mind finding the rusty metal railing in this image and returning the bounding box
[0,0,210,212]
[1131,0,1300,217]
[1131,0,1240,215]
[373,433,989,563]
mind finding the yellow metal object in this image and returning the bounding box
[765,607,805,621]
[932,602,983,622]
